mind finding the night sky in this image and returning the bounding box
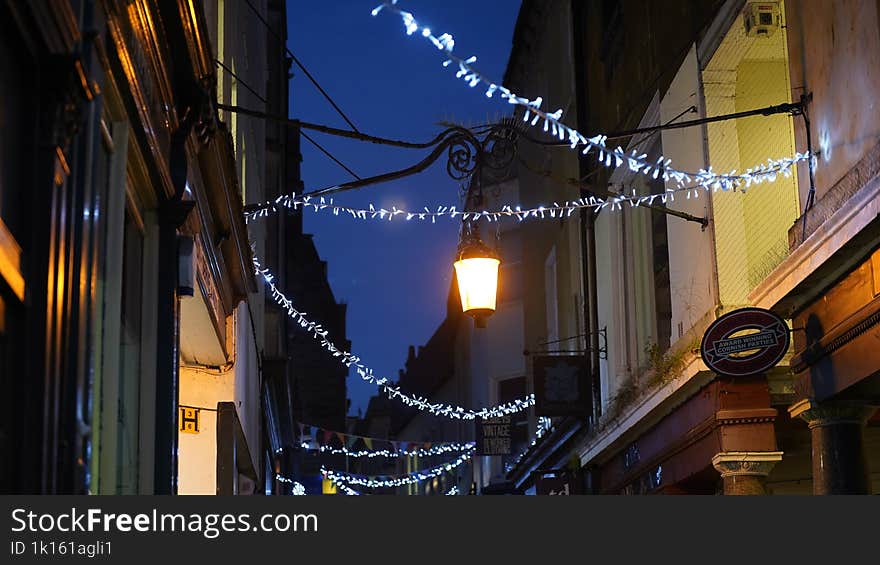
[285,1,522,416]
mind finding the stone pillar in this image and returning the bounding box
[712,452,783,495]
[789,399,877,495]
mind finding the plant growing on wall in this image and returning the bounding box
[599,339,697,429]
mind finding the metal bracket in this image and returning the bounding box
[597,326,608,360]
[525,326,607,359]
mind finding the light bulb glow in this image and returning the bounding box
[454,257,500,315]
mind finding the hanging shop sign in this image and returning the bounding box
[532,354,591,417]
[534,469,582,495]
[700,307,790,377]
[475,415,513,456]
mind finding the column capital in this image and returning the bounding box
[788,399,877,428]
[712,451,783,478]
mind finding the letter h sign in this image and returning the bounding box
[180,406,200,433]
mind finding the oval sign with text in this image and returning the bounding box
[700,307,790,377]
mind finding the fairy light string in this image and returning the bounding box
[296,421,476,459]
[505,417,553,474]
[309,442,476,460]
[254,256,535,420]
[274,474,307,495]
[371,1,813,192]
[327,477,362,496]
[321,450,473,489]
[244,180,733,225]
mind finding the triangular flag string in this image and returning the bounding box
[293,421,475,459]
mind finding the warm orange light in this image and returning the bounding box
[454,238,500,327]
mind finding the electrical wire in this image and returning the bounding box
[215,59,267,104]
[301,130,362,180]
[213,65,362,181]
[217,103,463,150]
[242,0,360,132]
[515,154,709,226]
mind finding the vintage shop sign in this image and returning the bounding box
[475,415,513,456]
[700,307,790,377]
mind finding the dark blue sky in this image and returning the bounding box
[285,1,522,416]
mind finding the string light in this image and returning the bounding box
[325,475,362,496]
[372,1,814,193]
[322,450,473,489]
[254,256,536,420]
[505,417,553,474]
[445,486,459,495]
[244,182,731,225]
[307,441,476,459]
[275,474,307,495]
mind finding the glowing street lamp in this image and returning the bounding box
[454,231,500,328]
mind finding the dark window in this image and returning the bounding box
[599,0,624,83]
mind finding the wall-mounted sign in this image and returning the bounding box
[700,307,790,377]
[475,415,512,456]
[180,406,200,434]
[532,354,591,416]
[534,470,582,495]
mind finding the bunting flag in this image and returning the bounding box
[292,421,475,460]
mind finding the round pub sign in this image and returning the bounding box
[700,307,790,377]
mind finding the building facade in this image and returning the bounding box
[0,0,257,494]
[0,0,348,496]
[500,0,880,495]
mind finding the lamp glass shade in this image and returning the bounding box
[454,256,500,317]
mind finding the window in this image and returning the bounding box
[702,1,800,304]
[599,0,623,83]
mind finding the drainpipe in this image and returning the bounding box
[580,211,602,427]
[572,1,602,430]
